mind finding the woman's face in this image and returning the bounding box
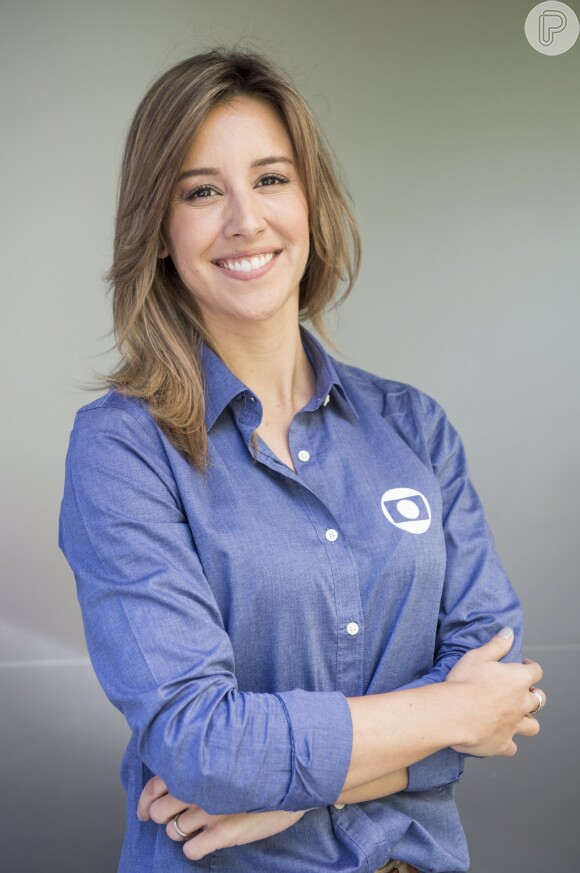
[162,96,310,339]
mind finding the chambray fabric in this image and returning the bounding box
[59,328,523,873]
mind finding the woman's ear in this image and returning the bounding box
[158,232,169,259]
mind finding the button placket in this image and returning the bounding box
[289,479,364,698]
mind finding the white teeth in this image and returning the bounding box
[219,252,275,272]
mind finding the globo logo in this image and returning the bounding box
[381,487,432,535]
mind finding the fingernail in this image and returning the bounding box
[498,626,514,639]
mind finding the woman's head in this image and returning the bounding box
[160,94,312,337]
[111,49,360,333]
[106,49,361,466]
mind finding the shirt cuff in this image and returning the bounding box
[406,747,465,792]
[275,689,352,810]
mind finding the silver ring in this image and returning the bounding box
[173,812,194,840]
[530,688,545,714]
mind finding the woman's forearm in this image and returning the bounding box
[336,768,408,804]
[341,631,542,794]
[343,684,456,792]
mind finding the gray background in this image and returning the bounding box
[1,0,578,870]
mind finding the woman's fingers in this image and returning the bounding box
[137,776,200,827]
[179,810,305,860]
[137,776,169,822]
[458,628,515,668]
[166,807,208,842]
[182,821,232,860]
[516,711,541,736]
[150,795,196,826]
[527,686,547,715]
[522,658,543,687]
[166,809,306,859]
[446,633,547,757]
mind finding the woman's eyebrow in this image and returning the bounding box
[177,156,294,182]
[250,156,294,169]
[177,167,219,181]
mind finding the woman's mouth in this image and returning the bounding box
[214,251,277,275]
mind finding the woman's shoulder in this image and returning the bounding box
[330,357,460,471]
[69,388,162,448]
[332,358,465,473]
[73,387,150,422]
[331,357,443,424]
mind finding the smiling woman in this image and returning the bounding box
[161,97,310,335]
[102,50,359,470]
[59,49,545,873]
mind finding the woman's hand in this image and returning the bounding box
[344,629,545,793]
[445,629,546,757]
[137,777,305,861]
[137,766,409,857]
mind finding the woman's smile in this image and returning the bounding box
[212,249,279,278]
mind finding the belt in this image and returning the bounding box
[374,862,420,873]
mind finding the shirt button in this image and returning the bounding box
[297,450,310,463]
[325,529,338,542]
[346,621,359,636]
[323,394,331,407]
[333,802,345,810]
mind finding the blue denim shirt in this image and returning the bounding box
[59,329,522,873]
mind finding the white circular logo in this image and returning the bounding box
[525,2,579,55]
[381,488,432,535]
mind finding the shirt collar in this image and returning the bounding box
[299,327,358,423]
[202,344,248,432]
[201,327,358,432]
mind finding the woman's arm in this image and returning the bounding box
[135,628,541,860]
[342,629,541,793]
[376,388,528,794]
[137,632,540,814]
[60,404,542,816]
[61,405,350,813]
[135,770,410,862]
[336,768,409,803]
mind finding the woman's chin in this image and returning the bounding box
[202,297,300,335]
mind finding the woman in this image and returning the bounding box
[59,50,544,873]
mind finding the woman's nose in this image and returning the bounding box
[223,190,266,239]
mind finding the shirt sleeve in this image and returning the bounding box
[58,403,352,814]
[398,389,524,792]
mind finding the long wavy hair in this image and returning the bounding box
[103,48,361,469]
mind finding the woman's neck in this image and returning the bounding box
[209,318,316,419]
[206,315,317,471]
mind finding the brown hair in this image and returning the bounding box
[103,48,361,468]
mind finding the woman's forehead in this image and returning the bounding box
[181,96,295,169]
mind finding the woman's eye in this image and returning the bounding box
[256,173,289,187]
[183,185,219,202]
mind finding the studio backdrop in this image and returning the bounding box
[1,1,578,870]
